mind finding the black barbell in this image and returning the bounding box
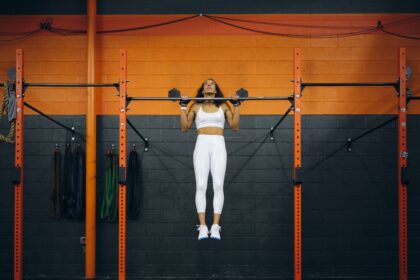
[127,88,292,101]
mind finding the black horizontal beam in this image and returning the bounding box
[302,82,397,88]
[25,83,119,88]
[128,96,293,101]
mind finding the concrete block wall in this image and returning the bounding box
[1,114,419,279]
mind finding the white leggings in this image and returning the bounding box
[193,135,227,214]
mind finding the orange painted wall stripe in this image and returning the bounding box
[0,14,419,115]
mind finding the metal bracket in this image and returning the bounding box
[269,99,294,141]
[126,95,132,108]
[291,79,304,94]
[126,118,149,152]
[113,82,120,91]
[394,78,400,95]
[22,80,28,95]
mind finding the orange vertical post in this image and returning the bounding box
[85,0,97,279]
[293,48,302,280]
[118,49,128,280]
[14,49,24,280]
[398,48,408,280]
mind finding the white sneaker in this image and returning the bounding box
[197,225,209,240]
[210,224,221,240]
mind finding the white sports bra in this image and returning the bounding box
[195,105,225,129]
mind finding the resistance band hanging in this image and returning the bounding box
[62,142,73,219]
[127,146,142,220]
[100,147,118,222]
[49,145,62,220]
[62,141,86,220]
[72,144,85,220]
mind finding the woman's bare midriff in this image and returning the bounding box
[197,127,224,135]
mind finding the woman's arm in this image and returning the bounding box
[223,103,240,132]
[180,103,197,132]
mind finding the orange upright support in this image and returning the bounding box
[118,49,128,280]
[293,49,302,280]
[85,0,97,278]
[14,49,24,280]
[397,48,408,280]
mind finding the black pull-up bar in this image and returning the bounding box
[302,82,398,88]
[0,82,120,89]
[25,83,119,88]
[127,96,293,101]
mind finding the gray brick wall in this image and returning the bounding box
[0,115,419,279]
